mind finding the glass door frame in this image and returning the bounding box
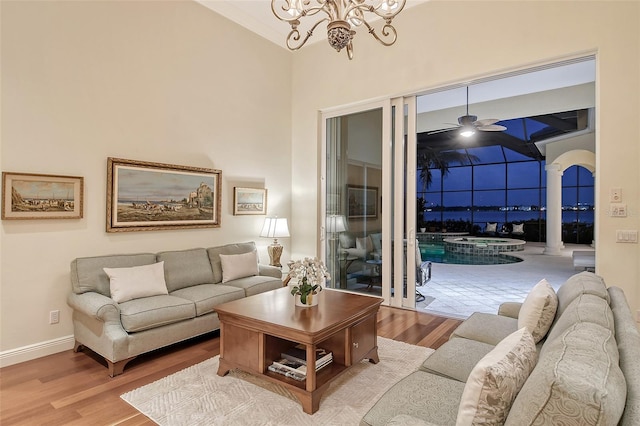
[320,96,418,309]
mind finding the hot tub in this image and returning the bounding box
[443,237,526,256]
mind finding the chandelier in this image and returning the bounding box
[271,0,406,60]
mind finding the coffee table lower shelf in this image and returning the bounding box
[218,344,378,414]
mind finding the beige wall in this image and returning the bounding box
[290,2,639,313]
[0,1,292,360]
[1,0,638,365]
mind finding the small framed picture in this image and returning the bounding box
[347,185,378,219]
[2,172,84,220]
[233,187,267,215]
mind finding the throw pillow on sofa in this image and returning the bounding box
[457,327,538,426]
[219,250,259,283]
[103,261,168,303]
[518,279,558,342]
[356,236,374,253]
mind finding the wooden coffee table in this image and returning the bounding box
[215,287,383,414]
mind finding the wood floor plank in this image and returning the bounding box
[0,306,462,425]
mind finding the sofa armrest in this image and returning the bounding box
[67,291,120,322]
[498,301,522,319]
[258,264,282,279]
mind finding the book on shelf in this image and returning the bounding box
[272,356,332,376]
[267,363,305,381]
[281,344,333,366]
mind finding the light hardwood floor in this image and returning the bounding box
[0,307,462,425]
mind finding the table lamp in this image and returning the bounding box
[260,217,290,267]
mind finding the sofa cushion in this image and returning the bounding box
[170,284,245,316]
[71,253,157,296]
[356,236,374,253]
[555,272,609,319]
[543,293,614,352]
[450,312,518,346]
[420,337,495,383]
[119,294,196,333]
[339,233,356,249]
[103,261,168,303]
[219,250,259,283]
[457,328,538,425]
[518,279,558,343]
[505,322,626,426]
[207,242,259,284]
[361,371,465,426]
[608,287,640,426]
[370,232,382,253]
[157,248,214,292]
[385,414,438,426]
[224,275,283,297]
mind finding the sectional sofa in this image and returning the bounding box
[361,272,640,425]
[67,242,282,376]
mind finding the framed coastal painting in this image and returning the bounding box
[347,185,378,219]
[1,172,84,220]
[106,157,222,232]
[233,187,267,215]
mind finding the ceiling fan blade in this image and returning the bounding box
[478,124,507,131]
[475,118,500,126]
[427,126,458,135]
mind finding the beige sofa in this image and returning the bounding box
[361,272,640,425]
[67,242,282,376]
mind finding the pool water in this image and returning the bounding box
[420,243,523,265]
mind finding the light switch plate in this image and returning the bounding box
[616,230,638,243]
[610,203,627,217]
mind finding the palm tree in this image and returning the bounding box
[417,148,479,191]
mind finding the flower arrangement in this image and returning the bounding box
[288,257,330,305]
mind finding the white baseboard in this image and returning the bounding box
[0,335,75,368]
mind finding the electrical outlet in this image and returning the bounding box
[49,310,60,324]
[610,187,622,202]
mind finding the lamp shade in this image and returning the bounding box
[260,217,290,239]
[326,215,347,233]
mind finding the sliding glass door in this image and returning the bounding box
[321,96,417,308]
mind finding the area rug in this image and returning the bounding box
[121,337,433,426]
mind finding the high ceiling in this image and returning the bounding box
[195,0,428,49]
[195,2,596,160]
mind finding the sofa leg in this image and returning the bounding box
[107,357,136,377]
[73,340,83,353]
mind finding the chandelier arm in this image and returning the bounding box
[362,20,398,46]
[286,18,329,50]
[271,0,329,23]
[343,0,406,20]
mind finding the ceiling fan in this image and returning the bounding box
[432,86,507,137]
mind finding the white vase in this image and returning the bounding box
[295,293,319,307]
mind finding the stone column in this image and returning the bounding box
[544,163,564,255]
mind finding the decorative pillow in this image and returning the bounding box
[219,251,259,283]
[103,261,168,303]
[339,233,356,249]
[512,223,524,234]
[356,236,374,253]
[457,328,538,425]
[518,279,558,342]
[486,222,498,233]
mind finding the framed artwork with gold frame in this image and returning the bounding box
[106,157,222,232]
[2,172,84,220]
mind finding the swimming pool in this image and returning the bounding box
[420,242,524,265]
